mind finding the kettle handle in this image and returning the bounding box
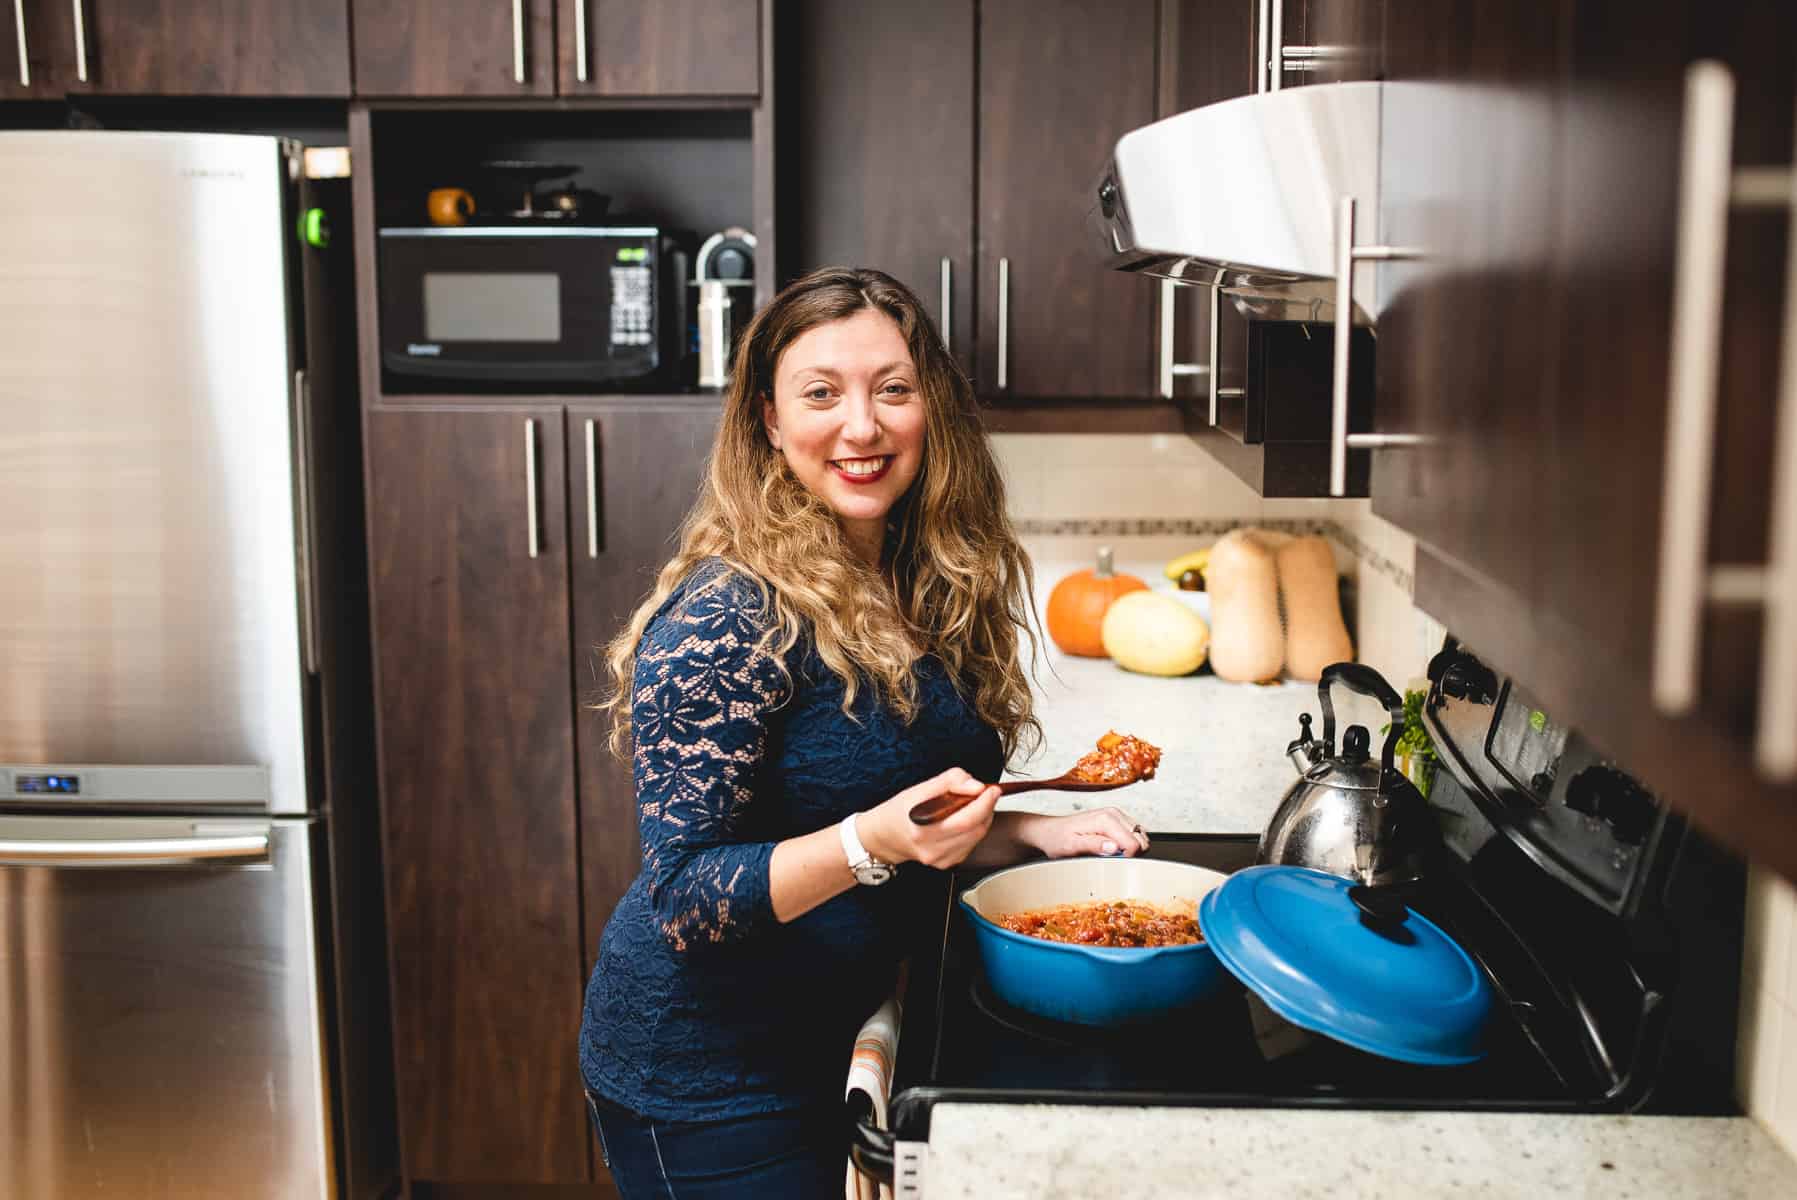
[1318,662,1407,777]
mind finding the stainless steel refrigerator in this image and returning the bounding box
[0,131,396,1200]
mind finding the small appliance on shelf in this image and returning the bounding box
[694,226,756,389]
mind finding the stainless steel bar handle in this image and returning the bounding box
[585,418,600,559]
[71,0,87,82]
[525,417,540,559]
[1330,196,1425,496]
[1255,0,1269,93]
[13,0,28,88]
[1209,285,1220,424]
[292,370,320,677]
[0,833,269,866]
[1652,61,1734,715]
[940,256,952,353]
[1160,279,1176,398]
[574,0,589,83]
[997,257,1010,390]
[1757,125,1797,778]
[1269,0,1285,92]
[512,0,526,84]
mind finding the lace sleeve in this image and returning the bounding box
[631,569,791,952]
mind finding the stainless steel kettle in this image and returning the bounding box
[1257,662,1438,886]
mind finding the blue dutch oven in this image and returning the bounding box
[959,857,1232,1025]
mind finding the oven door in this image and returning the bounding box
[377,227,665,385]
[0,815,332,1200]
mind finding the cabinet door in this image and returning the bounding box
[86,0,350,95]
[784,0,974,371]
[568,401,721,981]
[353,0,554,96]
[1372,0,1568,604]
[367,408,587,1184]
[1279,0,1384,86]
[0,0,87,98]
[560,0,759,96]
[978,0,1158,399]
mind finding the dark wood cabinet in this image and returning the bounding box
[1279,0,1385,86]
[1374,0,1797,879]
[366,407,587,1184]
[85,0,351,95]
[560,0,760,97]
[977,0,1159,400]
[353,0,555,97]
[569,400,720,977]
[1,0,350,97]
[782,0,974,371]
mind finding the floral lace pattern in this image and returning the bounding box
[579,560,1004,1122]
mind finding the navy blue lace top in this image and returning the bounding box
[578,560,1003,1121]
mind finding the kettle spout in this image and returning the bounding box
[1286,712,1319,775]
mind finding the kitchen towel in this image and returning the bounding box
[845,990,902,1200]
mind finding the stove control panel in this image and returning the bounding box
[1424,644,1667,915]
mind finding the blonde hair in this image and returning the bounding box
[601,266,1042,761]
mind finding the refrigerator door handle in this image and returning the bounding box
[0,830,271,867]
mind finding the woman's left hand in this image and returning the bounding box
[1026,807,1151,859]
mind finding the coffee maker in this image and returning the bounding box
[694,227,756,388]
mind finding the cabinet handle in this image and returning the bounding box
[1650,60,1797,781]
[1209,286,1221,423]
[1158,279,1209,400]
[1280,45,1351,75]
[524,417,540,559]
[585,418,602,559]
[12,0,28,88]
[1269,0,1285,92]
[512,0,526,84]
[70,0,86,82]
[997,257,1010,390]
[1255,0,1268,93]
[940,256,952,353]
[1329,195,1425,496]
[574,0,588,83]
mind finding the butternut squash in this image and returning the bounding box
[1276,535,1354,681]
[1205,529,1284,682]
[1100,591,1211,677]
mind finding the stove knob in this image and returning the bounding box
[1564,764,1657,845]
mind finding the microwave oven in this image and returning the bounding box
[376,225,690,387]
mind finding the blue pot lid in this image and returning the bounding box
[1199,865,1493,1065]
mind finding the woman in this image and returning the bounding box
[578,267,1149,1198]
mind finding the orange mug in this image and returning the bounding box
[427,187,476,227]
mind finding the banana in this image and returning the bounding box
[1163,547,1210,582]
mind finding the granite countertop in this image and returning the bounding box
[923,1106,1797,1198]
[1004,543,1400,836]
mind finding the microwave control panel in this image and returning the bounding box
[609,248,656,350]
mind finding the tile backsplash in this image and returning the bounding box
[995,430,1791,1151]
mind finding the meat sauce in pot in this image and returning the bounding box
[995,899,1202,948]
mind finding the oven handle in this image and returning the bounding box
[845,1089,896,1188]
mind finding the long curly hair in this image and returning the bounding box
[601,266,1042,762]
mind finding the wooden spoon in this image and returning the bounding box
[908,774,1139,825]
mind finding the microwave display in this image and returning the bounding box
[424,273,561,343]
[378,226,689,388]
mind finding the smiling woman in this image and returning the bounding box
[576,267,1152,1199]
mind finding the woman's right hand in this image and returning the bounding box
[858,768,1000,869]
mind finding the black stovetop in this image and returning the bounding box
[886,832,1710,1142]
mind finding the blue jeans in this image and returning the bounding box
[585,1088,845,1199]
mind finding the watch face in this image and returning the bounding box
[855,862,894,886]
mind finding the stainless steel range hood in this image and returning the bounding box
[1091,82,1385,322]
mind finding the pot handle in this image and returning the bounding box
[1318,662,1407,777]
[845,1089,896,1188]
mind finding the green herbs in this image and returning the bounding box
[1384,687,1438,797]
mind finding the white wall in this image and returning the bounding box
[994,430,1790,1147]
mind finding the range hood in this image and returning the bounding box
[1091,82,1386,322]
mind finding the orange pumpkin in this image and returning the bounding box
[1046,547,1149,657]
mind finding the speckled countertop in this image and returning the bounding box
[918,542,1797,1196]
[922,1106,1797,1198]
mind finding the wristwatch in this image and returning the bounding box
[838,813,895,886]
